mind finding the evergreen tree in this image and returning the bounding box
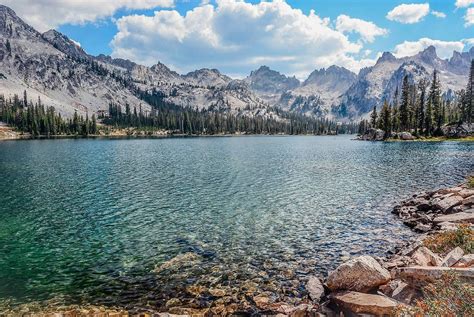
[464,59,474,123]
[429,70,443,135]
[380,101,392,139]
[370,106,377,128]
[416,80,426,135]
[399,75,410,131]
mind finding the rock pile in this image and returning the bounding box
[392,183,474,232]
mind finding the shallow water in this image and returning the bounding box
[0,136,473,311]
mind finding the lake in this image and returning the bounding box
[0,136,473,312]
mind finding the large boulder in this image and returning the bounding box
[331,291,398,315]
[441,122,473,138]
[326,256,391,292]
[399,132,415,140]
[359,128,385,141]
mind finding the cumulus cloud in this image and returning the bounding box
[431,11,446,18]
[465,8,474,26]
[335,14,388,43]
[393,38,465,59]
[111,0,378,77]
[2,0,175,31]
[455,0,474,8]
[386,3,430,24]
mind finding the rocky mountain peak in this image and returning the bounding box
[246,65,299,95]
[304,65,356,86]
[417,45,439,63]
[42,29,89,61]
[377,52,397,64]
[184,68,231,87]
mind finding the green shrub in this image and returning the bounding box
[396,271,474,316]
[423,224,474,255]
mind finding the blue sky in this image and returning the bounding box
[5,0,474,78]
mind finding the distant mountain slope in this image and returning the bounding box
[339,47,474,116]
[279,66,357,117]
[0,5,148,116]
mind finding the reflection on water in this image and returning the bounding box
[0,136,472,312]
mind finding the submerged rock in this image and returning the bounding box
[154,252,201,273]
[326,256,391,292]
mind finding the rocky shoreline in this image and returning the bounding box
[357,122,474,141]
[1,179,473,316]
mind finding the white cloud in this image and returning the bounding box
[335,14,388,43]
[111,0,377,77]
[2,0,175,32]
[393,38,465,59]
[455,0,474,8]
[465,8,474,26]
[386,3,430,24]
[431,11,446,18]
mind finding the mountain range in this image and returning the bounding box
[0,4,473,120]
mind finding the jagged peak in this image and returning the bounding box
[249,65,298,81]
[304,65,356,85]
[418,45,438,60]
[377,52,397,63]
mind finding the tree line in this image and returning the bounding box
[0,92,97,136]
[0,89,358,137]
[359,60,474,138]
[103,90,358,135]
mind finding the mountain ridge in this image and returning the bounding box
[0,4,473,119]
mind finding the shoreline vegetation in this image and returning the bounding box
[357,59,473,142]
[0,91,359,141]
[1,177,473,316]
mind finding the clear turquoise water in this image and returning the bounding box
[0,136,472,311]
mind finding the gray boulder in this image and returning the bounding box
[327,256,391,292]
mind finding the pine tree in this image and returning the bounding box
[400,75,410,131]
[429,70,443,135]
[416,80,426,135]
[464,59,474,123]
[380,101,392,139]
[91,114,97,135]
[370,106,377,128]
